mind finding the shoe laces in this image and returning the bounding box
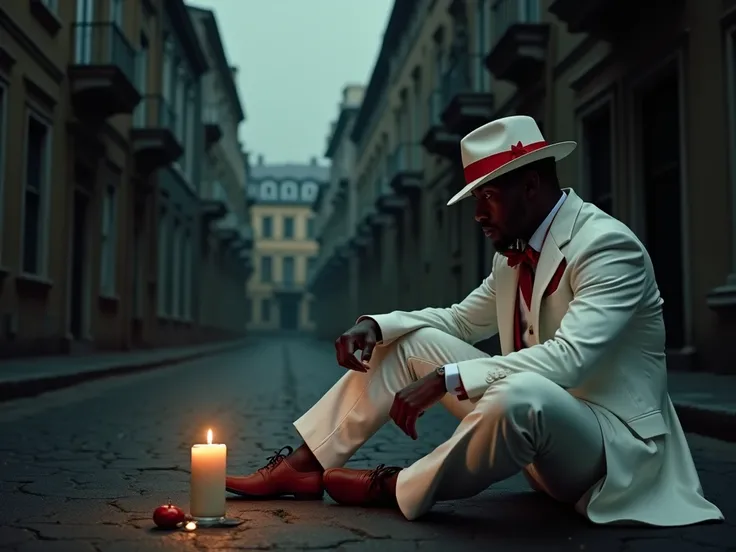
[259,446,293,472]
[367,464,402,492]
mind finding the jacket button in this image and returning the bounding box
[528,325,534,336]
[485,374,494,384]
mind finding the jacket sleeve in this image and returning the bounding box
[357,254,501,346]
[456,231,649,399]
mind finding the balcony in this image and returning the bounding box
[201,198,228,223]
[374,173,407,216]
[421,91,460,159]
[214,212,239,244]
[273,281,304,296]
[440,53,495,136]
[131,95,183,175]
[68,22,140,120]
[485,0,550,87]
[549,0,672,39]
[388,144,424,196]
[203,104,223,149]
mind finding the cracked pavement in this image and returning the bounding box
[0,336,734,551]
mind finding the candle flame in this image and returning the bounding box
[207,429,213,445]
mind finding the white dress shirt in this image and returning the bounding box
[444,191,568,395]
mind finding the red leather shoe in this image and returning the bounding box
[226,446,324,500]
[323,464,402,507]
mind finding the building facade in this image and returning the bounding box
[310,0,736,374]
[189,6,253,340]
[310,85,364,340]
[0,0,247,358]
[247,158,327,332]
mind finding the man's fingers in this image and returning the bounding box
[335,336,365,371]
[361,341,375,363]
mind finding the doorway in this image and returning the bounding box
[279,295,300,330]
[637,67,686,349]
[70,190,89,340]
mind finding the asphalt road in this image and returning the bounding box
[0,336,734,551]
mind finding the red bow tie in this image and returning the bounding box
[504,246,540,269]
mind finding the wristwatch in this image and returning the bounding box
[435,366,446,390]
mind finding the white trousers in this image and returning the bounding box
[294,328,607,520]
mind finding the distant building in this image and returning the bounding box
[247,157,328,332]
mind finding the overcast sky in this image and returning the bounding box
[189,0,393,166]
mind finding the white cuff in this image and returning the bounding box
[444,363,461,395]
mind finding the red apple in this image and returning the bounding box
[153,500,186,529]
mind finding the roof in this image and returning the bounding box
[250,163,330,183]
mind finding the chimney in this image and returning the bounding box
[258,154,264,165]
[310,156,317,166]
[230,65,238,78]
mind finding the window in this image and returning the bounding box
[162,37,174,104]
[185,86,196,182]
[157,209,168,315]
[301,182,319,202]
[261,255,272,282]
[183,231,192,319]
[100,185,117,295]
[261,180,278,200]
[22,113,51,276]
[261,298,271,322]
[281,180,298,200]
[283,216,295,239]
[306,217,316,239]
[0,84,6,259]
[109,0,123,25]
[75,0,94,63]
[307,256,317,278]
[581,101,613,215]
[135,33,149,127]
[282,256,295,285]
[261,216,273,238]
[175,66,187,144]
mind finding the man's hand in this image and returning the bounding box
[334,318,381,372]
[390,370,446,440]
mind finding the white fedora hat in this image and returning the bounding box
[447,115,576,206]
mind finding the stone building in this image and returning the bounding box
[310,85,365,339]
[247,157,327,332]
[0,0,248,358]
[189,6,253,339]
[309,0,736,374]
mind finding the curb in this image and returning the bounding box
[674,401,736,443]
[0,340,247,404]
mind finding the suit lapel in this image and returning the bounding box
[529,189,583,339]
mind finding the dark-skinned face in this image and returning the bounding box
[471,169,541,252]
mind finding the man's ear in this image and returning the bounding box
[524,169,542,197]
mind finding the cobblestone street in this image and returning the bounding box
[0,337,734,551]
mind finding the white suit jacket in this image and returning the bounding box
[365,189,723,526]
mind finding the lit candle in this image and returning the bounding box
[190,429,227,520]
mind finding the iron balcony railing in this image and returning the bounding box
[492,0,542,44]
[388,143,423,176]
[133,94,177,130]
[440,53,487,105]
[72,22,137,85]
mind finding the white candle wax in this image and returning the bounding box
[190,429,226,519]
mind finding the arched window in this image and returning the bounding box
[301,181,319,202]
[261,180,277,200]
[281,180,299,200]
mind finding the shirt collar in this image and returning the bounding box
[527,191,567,252]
